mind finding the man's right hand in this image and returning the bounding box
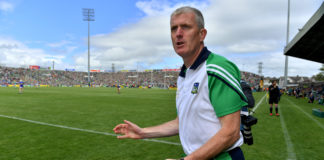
[113,120,144,139]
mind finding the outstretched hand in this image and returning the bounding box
[113,120,143,139]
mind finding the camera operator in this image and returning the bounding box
[240,80,257,145]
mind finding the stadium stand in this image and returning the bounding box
[241,71,261,91]
[0,66,179,88]
[1,66,263,89]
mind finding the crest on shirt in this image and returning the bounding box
[191,82,199,94]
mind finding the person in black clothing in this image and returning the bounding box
[269,81,280,116]
[308,91,314,103]
[295,87,300,98]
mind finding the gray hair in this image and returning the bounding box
[171,6,205,29]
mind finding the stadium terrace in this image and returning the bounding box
[0,66,261,89]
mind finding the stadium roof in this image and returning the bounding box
[284,2,324,63]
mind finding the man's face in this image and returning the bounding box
[273,81,277,86]
[170,12,205,59]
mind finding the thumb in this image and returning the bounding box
[117,135,130,139]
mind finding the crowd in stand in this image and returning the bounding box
[0,66,261,89]
[241,71,261,90]
[0,66,179,88]
[3,65,323,106]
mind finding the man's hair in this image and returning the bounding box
[171,6,205,29]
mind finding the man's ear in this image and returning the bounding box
[200,28,207,41]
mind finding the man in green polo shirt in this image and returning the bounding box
[114,6,247,160]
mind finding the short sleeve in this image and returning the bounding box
[208,76,247,117]
[206,53,248,117]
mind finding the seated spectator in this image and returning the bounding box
[308,92,314,103]
[319,95,324,105]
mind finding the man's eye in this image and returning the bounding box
[182,25,190,30]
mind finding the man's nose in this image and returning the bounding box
[175,27,183,38]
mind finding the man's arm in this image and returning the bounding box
[277,87,281,98]
[113,117,179,139]
[184,110,241,160]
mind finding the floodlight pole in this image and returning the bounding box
[151,70,153,87]
[284,0,290,88]
[83,8,95,87]
[164,71,166,89]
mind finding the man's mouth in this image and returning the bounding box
[176,42,184,46]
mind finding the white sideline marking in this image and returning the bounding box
[286,98,324,131]
[252,94,296,159]
[265,94,268,103]
[278,105,297,160]
[251,93,267,114]
[0,114,181,146]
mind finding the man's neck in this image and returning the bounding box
[183,44,204,68]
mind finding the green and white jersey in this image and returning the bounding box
[176,47,247,157]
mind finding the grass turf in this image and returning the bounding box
[0,87,323,159]
[241,92,324,160]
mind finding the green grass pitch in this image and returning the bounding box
[0,87,323,159]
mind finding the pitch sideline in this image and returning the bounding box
[0,94,267,147]
[278,104,297,160]
[254,94,297,160]
[286,98,324,130]
[0,114,181,146]
[251,93,267,114]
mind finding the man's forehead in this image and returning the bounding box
[171,12,195,19]
[170,12,195,24]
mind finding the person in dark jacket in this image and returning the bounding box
[269,80,280,116]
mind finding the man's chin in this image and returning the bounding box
[175,52,186,58]
[175,49,187,56]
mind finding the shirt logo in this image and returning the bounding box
[191,82,199,94]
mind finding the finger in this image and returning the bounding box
[117,135,130,139]
[114,128,122,134]
[113,124,123,132]
[113,124,127,133]
[120,127,128,134]
[124,120,136,127]
[113,125,120,132]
